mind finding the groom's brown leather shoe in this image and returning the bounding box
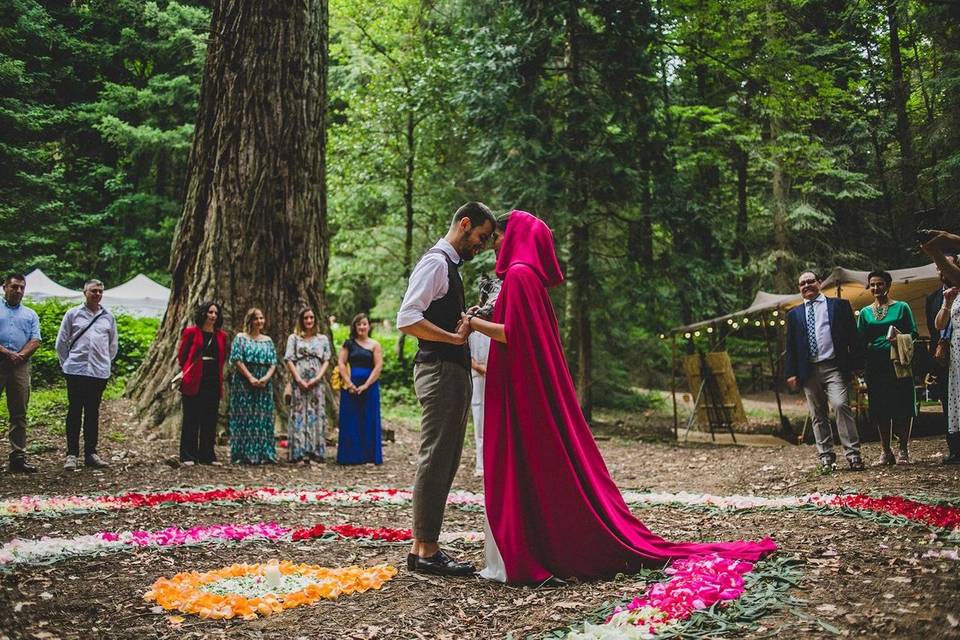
[407,551,475,576]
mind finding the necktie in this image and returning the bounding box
[806,301,819,359]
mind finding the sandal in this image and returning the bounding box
[876,451,896,466]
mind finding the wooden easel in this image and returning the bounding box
[681,350,742,442]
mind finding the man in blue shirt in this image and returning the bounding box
[0,273,41,473]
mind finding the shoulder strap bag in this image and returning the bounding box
[68,310,107,353]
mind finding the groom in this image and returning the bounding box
[397,201,496,576]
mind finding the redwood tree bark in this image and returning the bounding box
[564,3,594,422]
[885,0,920,213]
[128,0,329,432]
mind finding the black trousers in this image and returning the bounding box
[64,374,108,457]
[180,383,220,463]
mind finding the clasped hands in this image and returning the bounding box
[294,374,325,392]
[346,381,371,395]
[0,348,26,366]
[247,375,271,389]
[453,306,482,344]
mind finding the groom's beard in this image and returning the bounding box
[458,247,479,262]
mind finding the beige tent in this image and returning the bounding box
[673,263,942,337]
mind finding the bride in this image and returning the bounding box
[464,210,775,584]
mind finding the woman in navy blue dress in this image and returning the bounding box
[336,313,383,464]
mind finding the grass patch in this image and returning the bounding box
[382,399,421,430]
[0,378,126,437]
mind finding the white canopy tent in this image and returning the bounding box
[23,268,82,301]
[672,263,942,337]
[102,274,170,319]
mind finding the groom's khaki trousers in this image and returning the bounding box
[412,360,472,542]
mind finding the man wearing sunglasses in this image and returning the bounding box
[785,271,865,471]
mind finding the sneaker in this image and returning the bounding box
[64,455,80,471]
[896,450,910,465]
[182,460,195,466]
[848,457,865,471]
[85,453,109,469]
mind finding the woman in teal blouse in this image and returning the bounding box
[228,307,278,464]
[856,271,918,465]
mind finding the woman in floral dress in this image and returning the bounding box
[229,308,278,464]
[284,307,331,463]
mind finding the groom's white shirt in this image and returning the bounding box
[396,238,462,329]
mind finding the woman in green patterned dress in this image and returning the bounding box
[229,307,278,464]
[856,271,918,465]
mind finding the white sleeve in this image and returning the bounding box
[396,254,449,328]
[109,315,119,361]
[55,309,74,366]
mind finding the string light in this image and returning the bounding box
[772,310,779,317]
[684,332,692,339]
[754,320,761,327]
[694,331,701,337]
[706,327,714,333]
[732,323,740,329]
[769,320,776,327]
[659,333,666,339]
[726,318,734,324]
[779,320,786,326]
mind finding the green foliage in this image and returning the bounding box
[0,0,209,287]
[23,298,158,387]
[5,0,959,418]
[114,312,161,377]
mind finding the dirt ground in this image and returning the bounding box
[1,397,959,639]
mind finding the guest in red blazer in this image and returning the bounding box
[177,301,228,465]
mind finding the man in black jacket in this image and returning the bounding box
[785,271,865,471]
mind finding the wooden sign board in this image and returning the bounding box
[682,351,748,427]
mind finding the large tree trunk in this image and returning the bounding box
[569,224,593,422]
[885,0,920,214]
[770,120,791,292]
[766,2,791,293]
[733,143,750,302]
[127,0,329,434]
[564,3,593,422]
[396,109,415,365]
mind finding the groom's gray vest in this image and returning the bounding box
[414,248,471,370]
